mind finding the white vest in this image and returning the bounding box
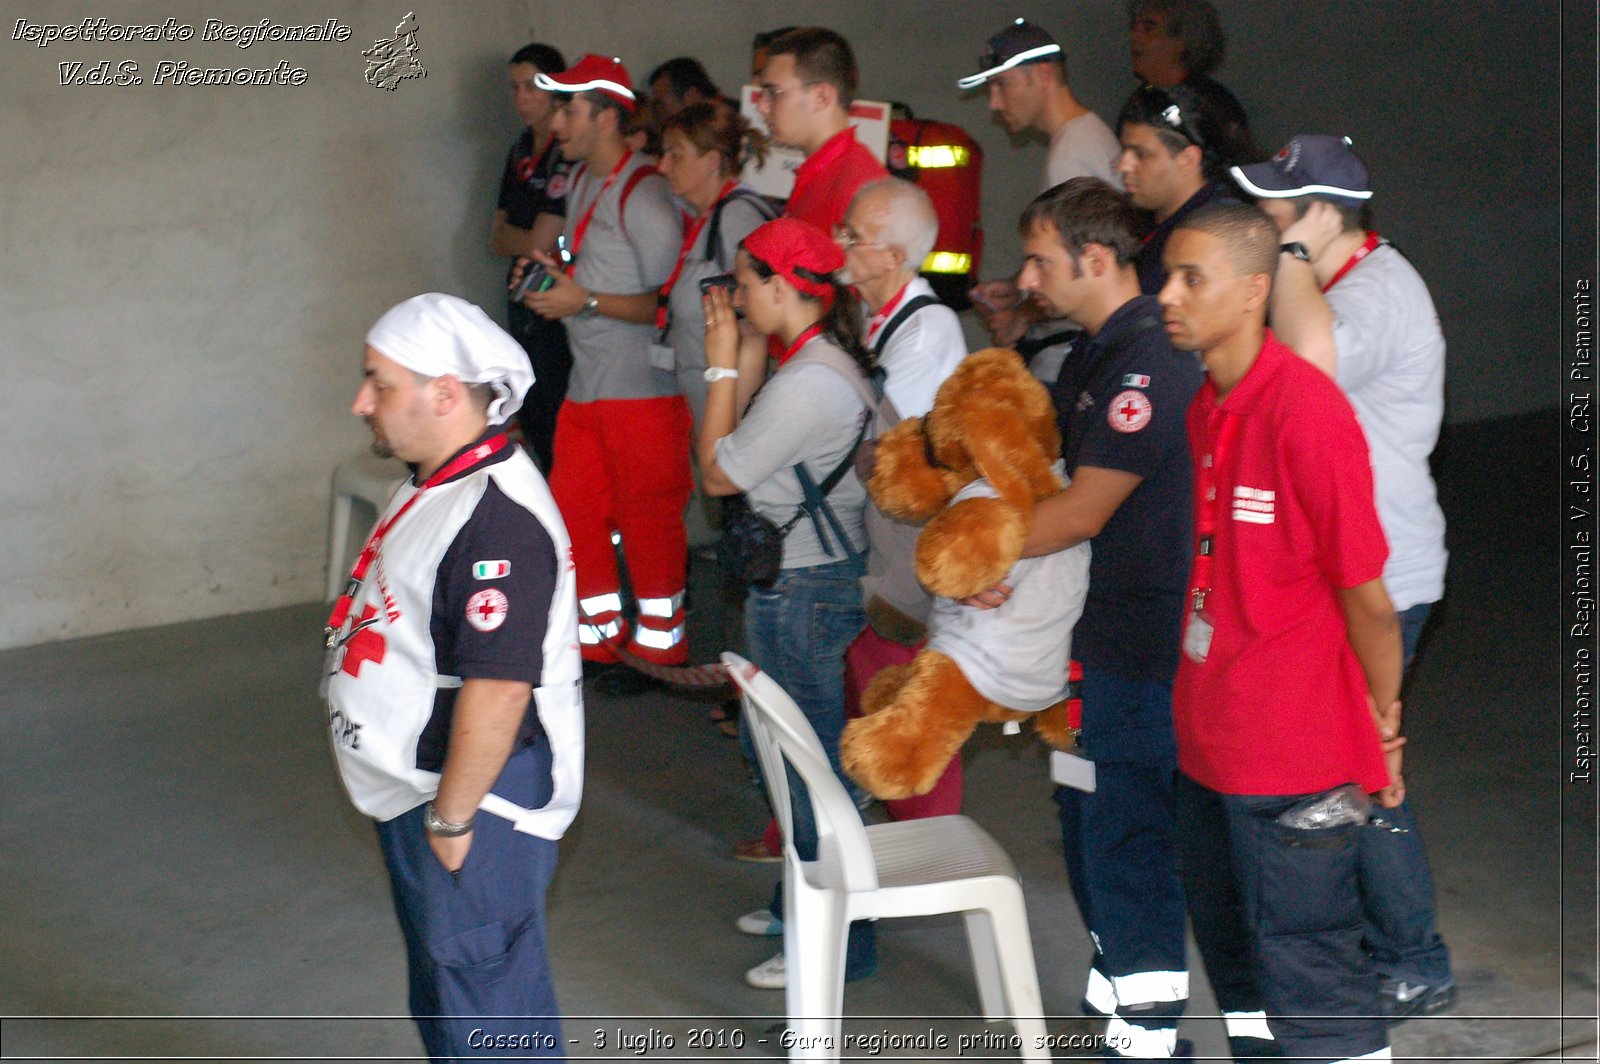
[323,450,584,839]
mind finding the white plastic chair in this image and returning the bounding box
[325,453,409,600]
[722,652,1051,1062]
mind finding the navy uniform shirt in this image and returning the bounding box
[497,130,573,285]
[415,433,559,771]
[1050,295,1202,681]
[1135,181,1237,296]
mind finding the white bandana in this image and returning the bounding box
[365,293,533,423]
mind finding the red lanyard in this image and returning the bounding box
[864,282,911,346]
[1321,231,1382,293]
[655,180,739,333]
[568,151,633,263]
[1190,402,1241,612]
[777,323,826,366]
[324,434,510,645]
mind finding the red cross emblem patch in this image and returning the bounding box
[466,588,510,632]
[1108,389,1153,433]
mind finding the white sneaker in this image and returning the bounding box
[745,951,786,989]
[736,909,784,937]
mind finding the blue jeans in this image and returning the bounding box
[377,742,563,1061]
[742,555,876,979]
[1359,601,1453,985]
[1175,773,1389,1063]
[1055,669,1187,1057]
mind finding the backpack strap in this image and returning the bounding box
[870,294,942,359]
[705,190,778,271]
[616,163,659,241]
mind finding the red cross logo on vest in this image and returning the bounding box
[340,606,388,677]
[466,588,510,632]
[1108,389,1153,433]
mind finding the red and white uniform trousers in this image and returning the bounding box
[550,394,693,664]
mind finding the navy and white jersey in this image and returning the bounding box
[324,433,584,839]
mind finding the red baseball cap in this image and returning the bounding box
[743,218,845,301]
[534,53,636,112]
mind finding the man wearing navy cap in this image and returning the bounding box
[1234,134,1455,1023]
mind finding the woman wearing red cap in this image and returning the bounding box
[698,217,879,990]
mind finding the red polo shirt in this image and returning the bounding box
[1174,329,1391,796]
[785,126,889,232]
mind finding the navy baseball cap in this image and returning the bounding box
[958,19,1062,89]
[1231,134,1372,204]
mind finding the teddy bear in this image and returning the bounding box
[839,347,1092,800]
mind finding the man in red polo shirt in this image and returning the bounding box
[756,27,888,232]
[1159,201,1403,1064]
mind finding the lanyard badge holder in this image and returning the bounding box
[1184,411,1239,664]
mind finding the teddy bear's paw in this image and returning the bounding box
[859,664,913,718]
[841,712,960,800]
[915,496,1026,599]
[1031,701,1080,751]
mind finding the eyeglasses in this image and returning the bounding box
[758,80,818,105]
[832,222,882,251]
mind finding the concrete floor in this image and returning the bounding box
[2,410,1593,1063]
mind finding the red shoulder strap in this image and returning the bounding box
[617,164,658,240]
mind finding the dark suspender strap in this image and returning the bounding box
[705,190,778,271]
[871,295,942,358]
[777,414,872,548]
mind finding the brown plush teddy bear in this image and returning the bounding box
[840,348,1091,800]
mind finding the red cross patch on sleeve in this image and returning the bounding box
[465,588,510,632]
[1108,389,1153,433]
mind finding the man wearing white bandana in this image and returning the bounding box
[324,292,583,1061]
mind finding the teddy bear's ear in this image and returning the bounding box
[868,417,957,521]
[949,350,1064,520]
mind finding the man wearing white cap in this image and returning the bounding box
[960,19,1121,350]
[523,53,691,673]
[323,292,583,1061]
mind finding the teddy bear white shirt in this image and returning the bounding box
[925,461,1092,712]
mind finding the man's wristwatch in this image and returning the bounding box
[1280,241,1312,262]
[423,801,475,837]
[577,292,601,319]
[703,367,740,383]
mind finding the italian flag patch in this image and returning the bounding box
[473,560,511,580]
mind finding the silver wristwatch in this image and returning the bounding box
[423,801,475,837]
[577,293,601,319]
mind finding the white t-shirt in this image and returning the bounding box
[1044,112,1123,191]
[864,277,967,418]
[926,462,1092,711]
[1327,244,1448,611]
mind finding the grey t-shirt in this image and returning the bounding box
[716,343,870,569]
[1044,112,1123,191]
[665,190,772,428]
[563,154,683,402]
[1327,243,1448,611]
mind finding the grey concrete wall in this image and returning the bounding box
[0,1,1563,649]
